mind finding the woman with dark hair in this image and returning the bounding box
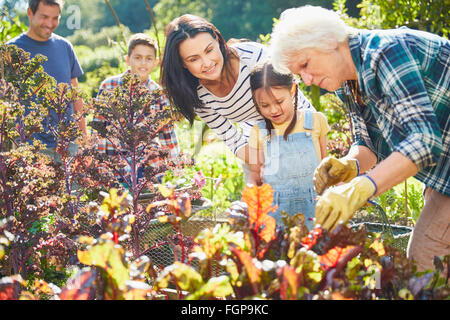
[160,14,314,173]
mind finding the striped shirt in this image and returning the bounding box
[93,71,179,180]
[336,27,450,196]
[196,42,314,154]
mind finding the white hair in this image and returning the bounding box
[270,6,353,74]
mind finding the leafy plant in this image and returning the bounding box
[0,44,201,298]
[2,184,447,300]
[163,126,245,216]
[396,178,424,223]
[155,184,449,300]
[364,178,424,225]
[334,0,449,38]
[0,45,74,280]
[0,189,158,300]
[85,72,200,258]
[0,9,26,44]
[320,93,353,158]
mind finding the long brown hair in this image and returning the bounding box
[249,61,298,141]
[160,14,238,125]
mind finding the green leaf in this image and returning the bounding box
[156,262,204,291]
[398,288,414,300]
[307,272,323,283]
[187,275,233,300]
[77,240,129,289]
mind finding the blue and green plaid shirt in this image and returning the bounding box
[336,27,450,196]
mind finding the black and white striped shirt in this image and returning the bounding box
[196,42,313,154]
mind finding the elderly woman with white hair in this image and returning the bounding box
[269,5,450,272]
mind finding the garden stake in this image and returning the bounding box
[0,46,4,79]
[143,0,162,59]
[404,179,408,219]
[210,166,214,203]
[104,0,121,27]
[103,0,128,55]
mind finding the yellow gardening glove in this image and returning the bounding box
[315,175,377,231]
[313,157,359,195]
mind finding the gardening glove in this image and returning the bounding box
[315,175,377,231]
[313,157,359,195]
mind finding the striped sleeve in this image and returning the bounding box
[196,106,246,154]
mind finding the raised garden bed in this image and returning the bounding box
[351,222,413,252]
[138,196,230,268]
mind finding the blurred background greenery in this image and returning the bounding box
[2,0,447,98]
[1,0,361,40]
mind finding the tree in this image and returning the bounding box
[152,0,363,42]
[0,0,27,15]
[209,0,274,41]
[335,0,449,38]
[153,0,213,32]
[103,0,156,33]
[57,0,111,36]
[56,0,155,36]
[267,0,362,18]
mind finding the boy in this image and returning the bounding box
[94,33,179,182]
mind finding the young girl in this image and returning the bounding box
[248,61,330,229]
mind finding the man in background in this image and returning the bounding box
[8,0,85,156]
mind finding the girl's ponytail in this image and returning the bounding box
[282,83,298,140]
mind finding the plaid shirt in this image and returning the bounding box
[336,27,450,196]
[94,71,179,181]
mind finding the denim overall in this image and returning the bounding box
[259,110,318,230]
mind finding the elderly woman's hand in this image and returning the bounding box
[315,175,377,231]
[313,157,359,195]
